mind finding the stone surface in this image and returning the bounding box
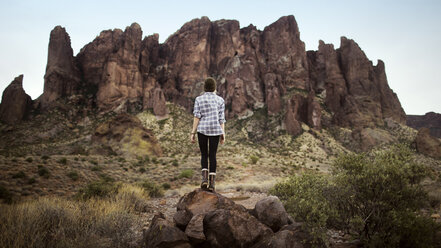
[204,208,273,248]
[0,75,32,124]
[184,213,205,243]
[252,196,290,232]
[407,112,441,138]
[143,213,191,248]
[415,127,441,159]
[173,188,244,228]
[40,26,81,109]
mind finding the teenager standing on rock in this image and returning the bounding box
[190,77,226,192]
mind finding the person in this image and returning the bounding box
[190,77,225,192]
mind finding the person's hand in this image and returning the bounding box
[190,133,196,143]
[220,134,225,145]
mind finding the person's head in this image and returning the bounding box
[204,77,216,92]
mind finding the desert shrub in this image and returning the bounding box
[114,184,150,212]
[76,178,119,200]
[179,169,194,179]
[0,185,13,204]
[172,159,179,167]
[67,171,79,181]
[12,171,27,179]
[25,157,33,163]
[140,180,163,198]
[57,157,67,165]
[41,155,50,160]
[270,172,335,246]
[162,183,171,190]
[271,145,439,247]
[27,177,37,184]
[139,167,146,173]
[0,197,143,248]
[249,155,259,164]
[91,165,102,171]
[37,165,50,178]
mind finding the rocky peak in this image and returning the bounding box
[40,26,80,109]
[2,15,408,136]
[0,75,32,124]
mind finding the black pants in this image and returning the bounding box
[197,132,220,173]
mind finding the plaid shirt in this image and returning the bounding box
[193,92,226,136]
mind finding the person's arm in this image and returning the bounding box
[190,117,200,143]
[219,100,226,144]
[191,98,202,143]
[220,123,225,144]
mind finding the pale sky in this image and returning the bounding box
[0,0,440,115]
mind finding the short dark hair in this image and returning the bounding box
[204,77,216,92]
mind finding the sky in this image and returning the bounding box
[0,0,440,115]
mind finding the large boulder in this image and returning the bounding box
[143,213,191,248]
[144,189,316,248]
[204,208,273,248]
[415,127,441,159]
[252,196,291,232]
[173,188,244,228]
[0,75,32,124]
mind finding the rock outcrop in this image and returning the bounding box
[0,75,32,124]
[144,189,308,248]
[77,23,168,115]
[407,112,441,138]
[415,127,441,159]
[307,38,406,128]
[92,113,162,157]
[40,26,81,109]
[1,15,407,142]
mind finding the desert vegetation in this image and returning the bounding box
[271,145,440,247]
[0,182,152,248]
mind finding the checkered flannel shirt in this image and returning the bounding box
[193,92,226,136]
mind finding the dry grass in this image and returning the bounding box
[0,183,149,248]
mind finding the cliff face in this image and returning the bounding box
[407,112,441,138]
[1,15,406,133]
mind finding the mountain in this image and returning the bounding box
[1,16,405,138]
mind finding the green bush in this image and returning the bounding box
[76,178,119,200]
[179,169,194,179]
[140,181,163,197]
[67,171,79,181]
[37,165,50,179]
[270,172,335,246]
[271,145,439,247]
[172,159,179,167]
[0,185,13,204]
[12,171,27,179]
[27,177,37,184]
[58,157,67,165]
[91,165,102,172]
[249,155,259,164]
[161,183,171,190]
[41,155,50,160]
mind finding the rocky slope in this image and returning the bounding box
[1,15,405,141]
